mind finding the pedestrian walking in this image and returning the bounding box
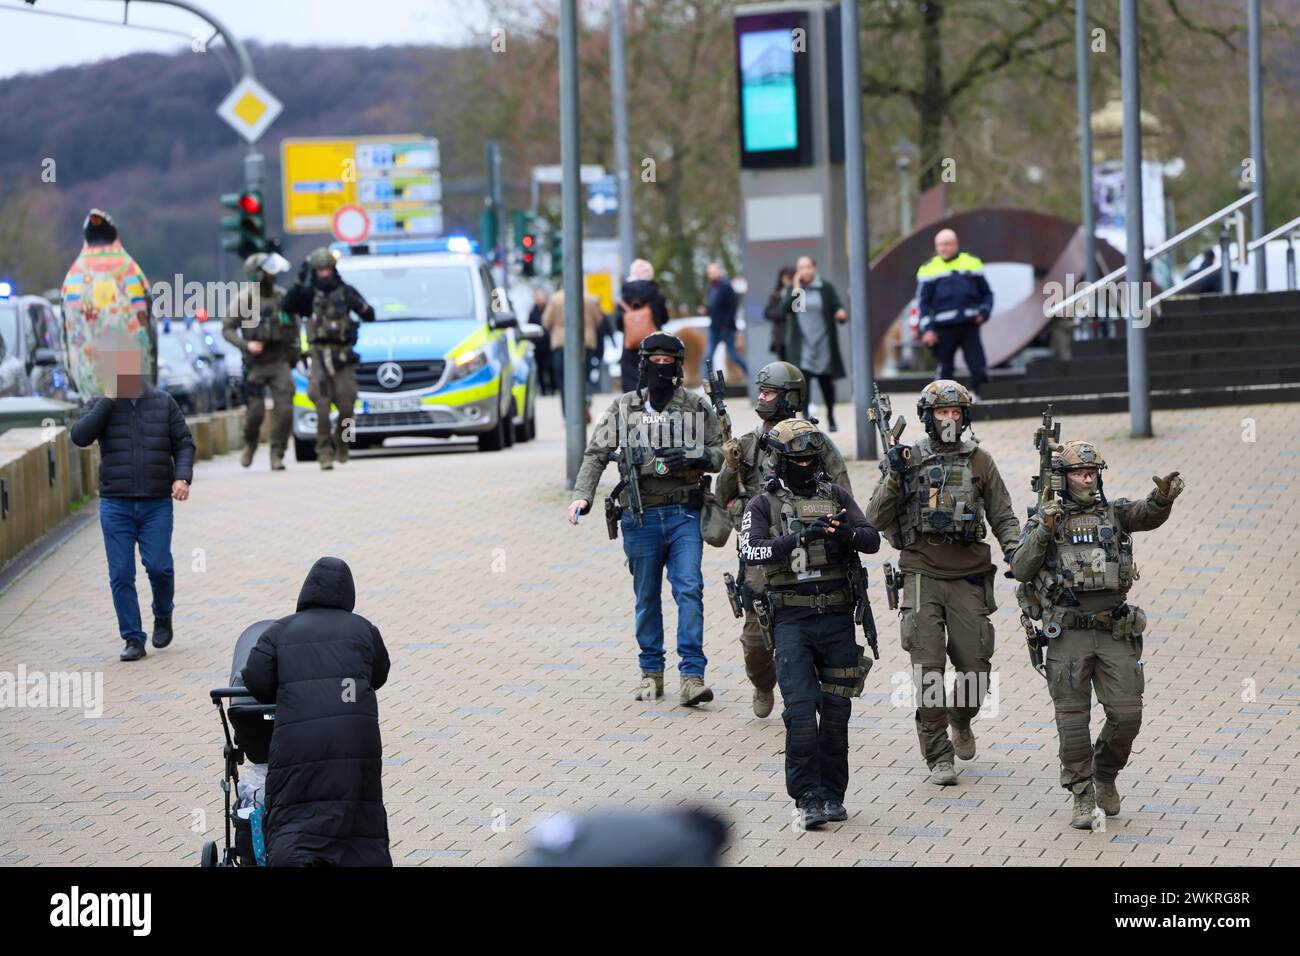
[615,258,669,392]
[70,328,195,662]
[699,262,746,380]
[779,256,846,431]
[240,556,392,866]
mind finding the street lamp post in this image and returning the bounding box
[891,138,917,238]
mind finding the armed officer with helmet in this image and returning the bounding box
[715,361,853,718]
[282,247,375,470]
[1011,439,1182,828]
[740,418,879,829]
[865,380,1021,786]
[567,333,725,707]
[227,252,299,470]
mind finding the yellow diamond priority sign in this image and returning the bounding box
[217,77,283,144]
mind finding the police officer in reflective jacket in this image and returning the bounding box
[866,380,1021,786]
[1011,440,1183,828]
[226,252,299,470]
[740,419,879,829]
[282,247,375,470]
[567,333,724,707]
[715,361,852,718]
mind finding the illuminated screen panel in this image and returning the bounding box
[735,11,813,169]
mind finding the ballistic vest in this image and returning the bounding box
[1017,499,1141,637]
[899,436,986,546]
[760,480,851,592]
[247,287,293,345]
[622,391,709,480]
[309,283,352,345]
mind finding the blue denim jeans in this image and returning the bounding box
[703,327,748,379]
[621,504,707,676]
[99,496,175,644]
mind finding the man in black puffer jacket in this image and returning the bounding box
[71,332,195,662]
[241,557,392,867]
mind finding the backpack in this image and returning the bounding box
[619,298,656,350]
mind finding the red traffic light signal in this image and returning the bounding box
[239,193,262,215]
[522,234,535,249]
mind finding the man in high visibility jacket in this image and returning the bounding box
[916,229,994,397]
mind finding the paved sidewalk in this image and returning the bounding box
[0,394,1296,866]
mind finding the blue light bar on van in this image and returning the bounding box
[330,237,479,257]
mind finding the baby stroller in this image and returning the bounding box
[201,620,278,867]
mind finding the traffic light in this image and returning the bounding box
[549,227,563,278]
[520,231,536,277]
[221,190,267,258]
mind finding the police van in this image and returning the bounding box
[291,238,541,458]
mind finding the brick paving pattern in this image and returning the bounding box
[0,395,1296,866]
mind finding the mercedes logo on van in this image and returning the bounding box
[376,362,404,389]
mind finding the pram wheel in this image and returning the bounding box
[200,840,218,868]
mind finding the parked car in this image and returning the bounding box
[200,317,246,407]
[0,289,75,401]
[182,317,229,409]
[156,320,214,414]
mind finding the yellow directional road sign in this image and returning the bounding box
[281,136,442,236]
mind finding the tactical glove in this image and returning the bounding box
[886,444,910,475]
[800,519,831,547]
[1039,500,1064,532]
[1152,471,1184,503]
[723,439,743,469]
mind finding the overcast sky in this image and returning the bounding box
[0,0,486,79]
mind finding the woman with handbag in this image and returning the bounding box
[615,258,670,392]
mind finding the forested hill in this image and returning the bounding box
[0,42,483,290]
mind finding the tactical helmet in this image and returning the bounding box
[637,332,685,391]
[243,251,291,281]
[307,247,337,270]
[917,379,973,440]
[754,361,806,422]
[1053,439,1106,505]
[762,418,826,483]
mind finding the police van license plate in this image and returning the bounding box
[365,398,421,413]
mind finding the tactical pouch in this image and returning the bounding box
[699,478,732,547]
[819,647,873,699]
[1112,605,1147,640]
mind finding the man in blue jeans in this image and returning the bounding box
[568,333,724,706]
[699,263,746,381]
[71,330,195,662]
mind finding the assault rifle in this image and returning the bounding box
[867,383,911,498]
[604,445,645,540]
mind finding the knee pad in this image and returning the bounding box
[1104,701,1143,739]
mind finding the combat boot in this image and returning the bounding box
[927,762,958,786]
[1095,778,1122,816]
[795,794,829,830]
[240,444,255,468]
[952,722,976,760]
[1071,786,1098,829]
[336,440,349,464]
[752,685,775,718]
[269,451,285,471]
[634,671,663,701]
[823,798,848,822]
[680,675,714,707]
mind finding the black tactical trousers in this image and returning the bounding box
[773,609,858,803]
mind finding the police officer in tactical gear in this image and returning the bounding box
[740,419,879,829]
[1011,440,1182,828]
[282,247,375,470]
[226,252,299,470]
[715,361,853,718]
[568,332,725,707]
[866,380,1021,786]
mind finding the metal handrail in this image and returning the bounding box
[1146,263,1220,309]
[1047,191,1258,317]
[1246,213,1300,252]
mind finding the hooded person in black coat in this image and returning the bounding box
[241,557,392,867]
